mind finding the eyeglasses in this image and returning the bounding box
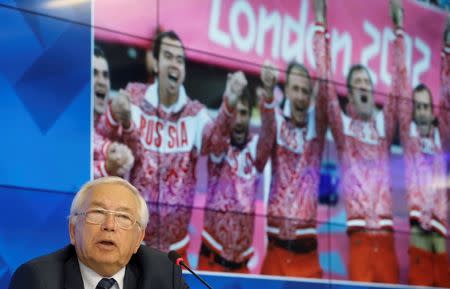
[74,208,140,230]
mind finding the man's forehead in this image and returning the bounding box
[414,90,432,103]
[94,56,108,70]
[85,183,138,209]
[287,67,308,81]
[161,38,184,54]
[236,100,250,112]
[351,69,370,81]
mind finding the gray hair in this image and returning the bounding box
[69,176,149,229]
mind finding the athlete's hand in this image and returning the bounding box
[390,0,403,29]
[313,0,327,24]
[224,71,248,108]
[111,89,132,129]
[106,142,135,176]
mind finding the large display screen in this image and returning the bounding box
[92,0,450,286]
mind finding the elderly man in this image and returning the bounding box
[9,177,189,289]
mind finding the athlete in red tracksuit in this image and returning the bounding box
[316,0,399,283]
[96,31,247,260]
[93,46,134,179]
[93,46,111,178]
[199,80,276,273]
[394,7,450,285]
[260,22,328,277]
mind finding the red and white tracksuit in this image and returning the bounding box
[93,129,111,178]
[324,34,396,234]
[200,99,275,272]
[260,24,328,278]
[397,29,450,287]
[320,22,399,283]
[93,110,113,178]
[397,32,449,238]
[97,82,233,253]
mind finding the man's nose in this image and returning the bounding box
[298,95,308,105]
[101,214,116,231]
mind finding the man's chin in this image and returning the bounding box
[94,105,105,115]
[417,123,431,135]
[231,134,246,147]
[357,107,373,120]
[166,85,179,96]
[292,113,307,127]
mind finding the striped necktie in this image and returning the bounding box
[96,278,116,289]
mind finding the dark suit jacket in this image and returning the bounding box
[8,245,189,289]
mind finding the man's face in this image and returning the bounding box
[413,89,434,136]
[93,56,110,114]
[155,37,185,98]
[285,67,311,127]
[348,69,374,120]
[231,100,251,147]
[69,183,144,276]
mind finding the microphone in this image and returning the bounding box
[168,251,213,289]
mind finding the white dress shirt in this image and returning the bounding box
[78,259,125,289]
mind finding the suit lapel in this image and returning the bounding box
[124,261,140,289]
[63,248,84,289]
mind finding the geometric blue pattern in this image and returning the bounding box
[15,22,89,133]
[0,1,91,192]
[0,185,74,287]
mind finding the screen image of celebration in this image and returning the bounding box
[92,0,450,286]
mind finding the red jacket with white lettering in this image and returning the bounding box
[398,32,449,237]
[97,82,233,252]
[202,99,275,263]
[264,25,328,241]
[320,23,397,232]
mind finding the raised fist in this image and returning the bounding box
[390,0,403,29]
[106,142,135,177]
[256,86,273,104]
[260,60,279,90]
[225,71,248,108]
[313,0,327,24]
[111,89,132,128]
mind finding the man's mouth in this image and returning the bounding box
[232,127,247,146]
[233,126,246,135]
[417,119,428,126]
[97,239,116,248]
[360,95,368,103]
[95,91,106,100]
[168,72,178,83]
[293,103,307,113]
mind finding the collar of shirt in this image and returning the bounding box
[145,80,188,114]
[78,259,125,289]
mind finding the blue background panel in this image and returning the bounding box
[0,0,91,192]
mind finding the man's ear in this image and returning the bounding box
[69,221,76,245]
[153,59,158,74]
[134,229,145,253]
